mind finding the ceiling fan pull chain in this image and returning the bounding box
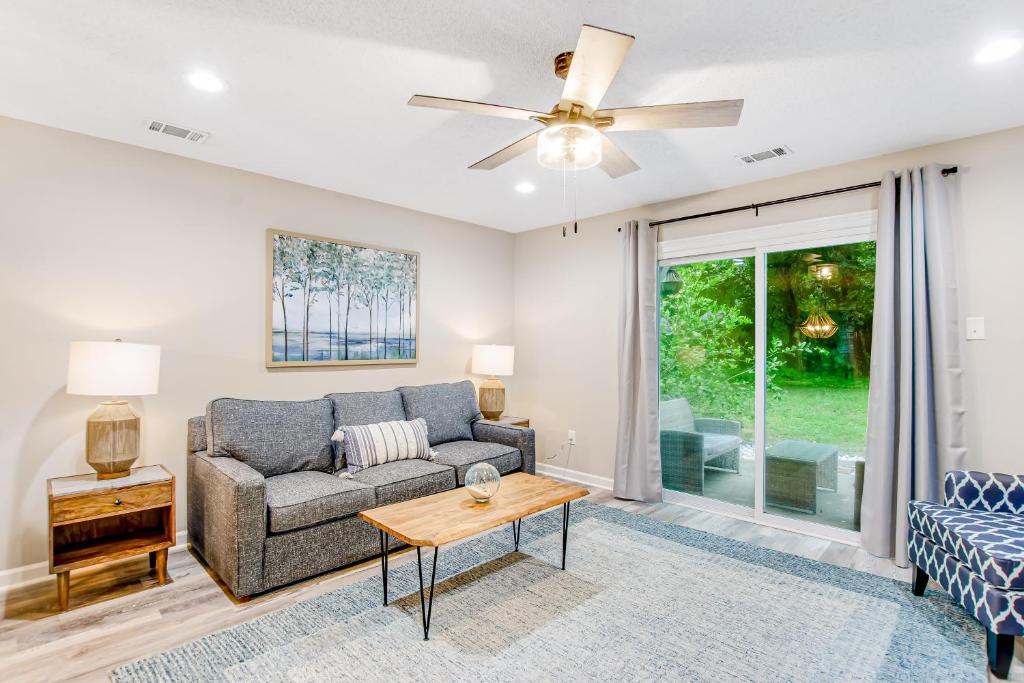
[573,163,579,234]
[565,157,573,237]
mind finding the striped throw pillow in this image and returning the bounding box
[332,418,435,475]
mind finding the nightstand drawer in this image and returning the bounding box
[51,481,172,524]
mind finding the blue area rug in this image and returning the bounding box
[113,501,985,682]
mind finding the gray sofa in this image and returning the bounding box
[186,380,535,599]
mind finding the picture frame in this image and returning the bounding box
[266,228,419,367]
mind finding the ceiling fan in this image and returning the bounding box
[408,24,743,178]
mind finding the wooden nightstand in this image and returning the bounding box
[493,415,530,428]
[47,464,175,611]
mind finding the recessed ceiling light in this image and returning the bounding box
[974,38,1022,64]
[515,182,536,194]
[186,71,225,93]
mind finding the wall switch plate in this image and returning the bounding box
[966,317,985,340]
[568,429,576,445]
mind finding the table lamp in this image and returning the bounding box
[67,340,161,479]
[471,344,514,420]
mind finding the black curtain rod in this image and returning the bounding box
[645,166,958,228]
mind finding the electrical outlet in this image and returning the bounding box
[966,317,985,340]
[568,429,576,445]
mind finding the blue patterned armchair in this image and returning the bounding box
[908,470,1024,679]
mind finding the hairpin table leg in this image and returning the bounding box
[378,529,389,606]
[562,502,570,570]
[416,546,439,640]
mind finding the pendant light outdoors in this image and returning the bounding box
[799,311,839,339]
[537,123,602,170]
[660,267,683,296]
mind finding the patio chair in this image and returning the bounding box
[908,470,1024,679]
[660,397,742,495]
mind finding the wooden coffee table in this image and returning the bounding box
[358,472,588,640]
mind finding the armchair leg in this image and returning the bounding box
[911,565,928,597]
[987,630,1014,679]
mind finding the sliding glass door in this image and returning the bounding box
[658,216,876,540]
[658,255,755,509]
[763,242,874,531]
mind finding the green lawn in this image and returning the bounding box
[766,378,870,455]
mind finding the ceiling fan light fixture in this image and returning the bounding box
[809,263,837,280]
[537,122,602,170]
[409,25,742,179]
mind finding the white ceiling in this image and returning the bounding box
[2,1,1023,232]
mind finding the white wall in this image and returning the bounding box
[0,116,516,573]
[515,125,1024,484]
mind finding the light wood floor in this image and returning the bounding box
[1,489,1017,682]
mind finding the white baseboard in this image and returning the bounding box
[0,529,189,593]
[0,559,50,592]
[536,462,613,491]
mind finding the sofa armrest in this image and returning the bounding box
[472,420,536,474]
[694,417,741,437]
[943,470,1024,513]
[187,450,267,597]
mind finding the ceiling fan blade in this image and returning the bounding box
[409,95,552,122]
[559,25,635,116]
[469,131,540,170]
[599,135,640,178]
[597,99,744,132]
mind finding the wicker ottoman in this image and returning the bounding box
[765,440,839,514]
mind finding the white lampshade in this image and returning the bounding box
[67,341,161,396]
[472,344,514,377]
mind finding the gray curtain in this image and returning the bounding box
[861,165,967,566]
[613,219,662,502]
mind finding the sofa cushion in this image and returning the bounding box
[187,415,207,453]
[265,471,376,534]
[909,500,1024,590]
[398,380,480,446]
[432,440,522,485]
[325,390,408,469]
[335,418,434,474]
[205,398,334,477]
[326,389,407,425]
[352,459,456,506]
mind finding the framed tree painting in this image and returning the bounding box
[266,228,419,367]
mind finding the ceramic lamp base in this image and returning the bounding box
[86,400,141,479]
[96,470,132,480]
[479,377,505,420]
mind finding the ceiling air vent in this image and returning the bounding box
[146,119,210,143]
[736,145,793,165]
